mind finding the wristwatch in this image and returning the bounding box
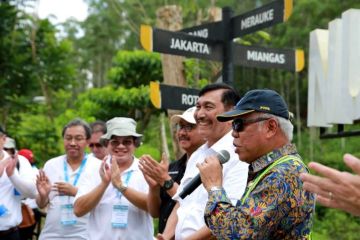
[208,186,223,193]
[162,179,174,190]
[117,184,128,193]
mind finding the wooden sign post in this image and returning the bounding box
[141,0,304,110]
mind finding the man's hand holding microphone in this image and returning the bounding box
[196,152,226,193]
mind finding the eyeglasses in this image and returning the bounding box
[64,135,86,143]
[89,143,103,148]
[109,138,134,147]
[232,117,270,132]
[176,124,195,132]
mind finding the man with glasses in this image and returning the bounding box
[74,117,154,240]
[197,89,315,239]
[36,118,97,239]
[159,83,248,240]
[89,120,108,160]
[139,106,205,233]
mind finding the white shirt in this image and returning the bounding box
[75,157,154,240]
[39,154,96,240]
[0,151,36,230]
[23,165,40,209]
[174,132,248,240]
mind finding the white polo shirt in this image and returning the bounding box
[76,157,154,240]
[0,150,36,231]
[174,131,248,240]
[39,154,97,240]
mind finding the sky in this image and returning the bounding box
[37,0,88,24]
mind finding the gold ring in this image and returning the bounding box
[328,191,333,200]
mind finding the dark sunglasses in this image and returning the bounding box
[232,117,270,132]
[89,143,103,148]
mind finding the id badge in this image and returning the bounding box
[111,204,129,228]
[60,203,77,225]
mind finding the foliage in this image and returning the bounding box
[0,2,36,123]
[108,50,163,87]
[75,85,159,132]
[2,0,360,237]
[0,1,78,127]
[312,208,360,240]
[5,91,72,164]
[183,59,211,88]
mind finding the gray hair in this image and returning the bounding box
[90,120,107,134]
[258,113,293,141]
[62,118,92,140]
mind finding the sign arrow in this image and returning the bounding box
[141,25,303,72]
[233,44,304,72]
[150,82,199,110]
[141,25,222,61]
[180,21,223,41]
[232,0,293,38]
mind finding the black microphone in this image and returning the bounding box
[179,150,230,199]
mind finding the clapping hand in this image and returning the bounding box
[54,182,78,196]
[100,156,111,185]
[0,156,10,177]
[139,153,170,186]
[111,156,123,190]
[36,170,51,199]
[5,154,18,177]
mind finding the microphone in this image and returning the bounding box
[179,150,230,199]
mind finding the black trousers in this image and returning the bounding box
[0,228,21,240]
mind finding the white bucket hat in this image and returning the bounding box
[4,137,16,149]
[101,117,142,141]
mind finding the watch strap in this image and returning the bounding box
[162,178,174,190]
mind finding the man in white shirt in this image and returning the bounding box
[159,83,249,240]
[36,118,97,240]
[0,127,37,240]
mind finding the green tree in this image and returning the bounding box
[108,50,162,87]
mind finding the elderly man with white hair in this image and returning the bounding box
[198,89,316,239]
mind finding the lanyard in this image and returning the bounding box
[116,170,133,199]
[240,155,307,205]
[63,154,88,186]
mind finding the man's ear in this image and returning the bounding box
[265,118,278,138]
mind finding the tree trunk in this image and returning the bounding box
[160,113,170,158]
[156,5,186,160]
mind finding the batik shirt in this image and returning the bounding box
[204,144,315,240]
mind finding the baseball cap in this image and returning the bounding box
[18,149,34,164]
[170,107,197,125]
[217,89,290,121]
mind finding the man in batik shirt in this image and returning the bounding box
[197,89,315,239]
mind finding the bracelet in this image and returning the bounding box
[208,186,223,193]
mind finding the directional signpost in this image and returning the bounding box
[150,82,199,111]
[141,0,304,110]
